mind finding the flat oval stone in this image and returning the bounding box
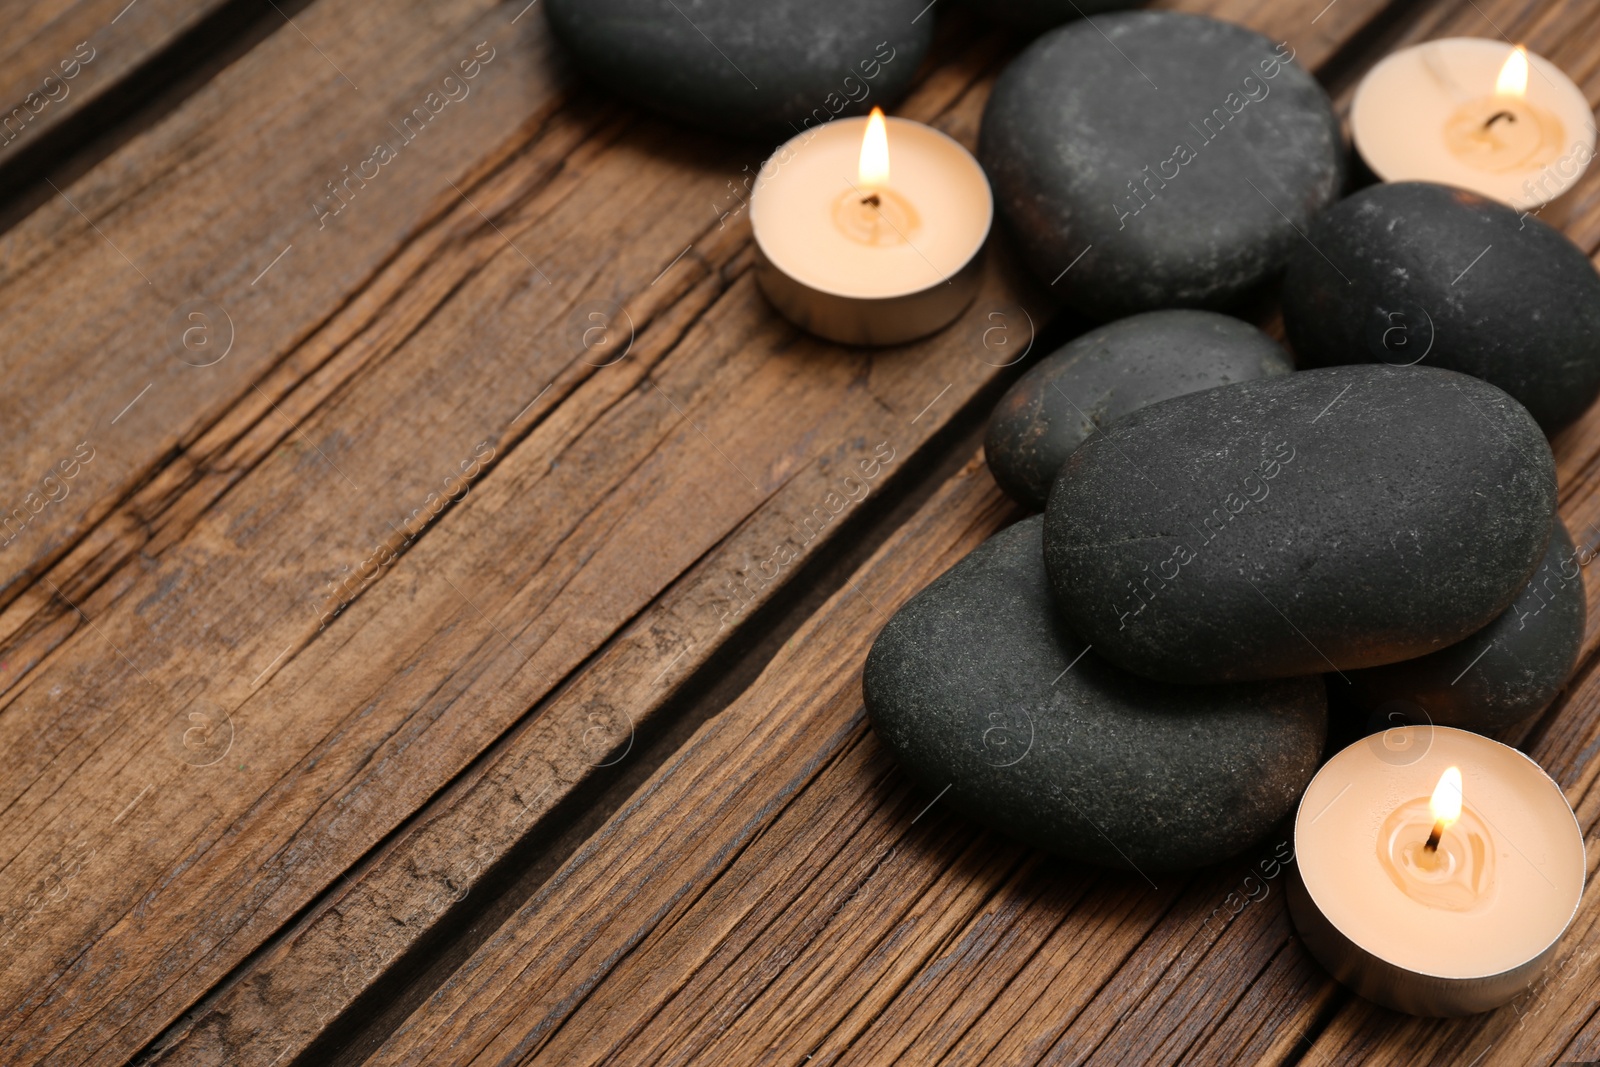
[1344,519,1584,732]
[864,516,1327,872]
[1284,182,1600,434]
[979,11,1342,319]
[1044,365,1557,683]
[545,0,931,138]
[986,310,1291,509]
[981,0,1143,32]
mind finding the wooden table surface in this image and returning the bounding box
[2,0,1598,1063]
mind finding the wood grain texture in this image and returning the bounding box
[5,0,1600,1066]
[0,0,522,618]
[358,452,1023,1067]
[0,0,233,172]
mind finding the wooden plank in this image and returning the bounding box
[0,2,580,1056]
[0,0,523,617]
[352,453,1020,1067]
[0,0,234,175]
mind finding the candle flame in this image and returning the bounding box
[1496,45,1529,97]
[1429,766,1463,828]
[859,107,890,190]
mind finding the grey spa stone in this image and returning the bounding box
[546,0,932,139]
[979,0,1144,33]
[1284,181,1600,434]
[863,516,1327,873]
[985,310,1292,509]
[1344,519,1585,733]
[979,11,1342,319]
[1043,365,1558,683]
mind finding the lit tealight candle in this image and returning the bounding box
[1289,727,1585,1016]
[750,108,993,346]
[1351,39,1596,212]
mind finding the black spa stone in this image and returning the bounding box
[978,0,1143,33]
[1344,519,1585,733]
[545,0,931,138]
[1043,364,1558,683]
[979,11,1342,319]
[1283,181,1600,435]
[862,516,1326,873]
[985,310,1291,509]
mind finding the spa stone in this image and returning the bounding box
[1283,181,1600,435]
[863,516,1327,873]
[1344,519,1585,733]
[1044,365,1558,683]
[985,310,1291,509]
[979,0,1144,33]
[545,0,931,139]
[980,11,1342,319]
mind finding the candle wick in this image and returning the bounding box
[861,192,881,207]
[1484,109,1517,130]
[1423,820,1446,853]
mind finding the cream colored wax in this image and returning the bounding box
[1351,39,1595,210]
[1297,727,1584,981]
[750,115,991,300]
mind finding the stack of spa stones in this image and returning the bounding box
[862,13,1599,873]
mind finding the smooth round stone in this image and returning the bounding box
[863,516,1327,873]
[1044,365,1557,683]
[545,0,932,138]
[1284,182,1600,434]
[1344,519,1585,732]
[978,0,1143,32]
[985,310,1291,509]
[979,11,1342,319]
